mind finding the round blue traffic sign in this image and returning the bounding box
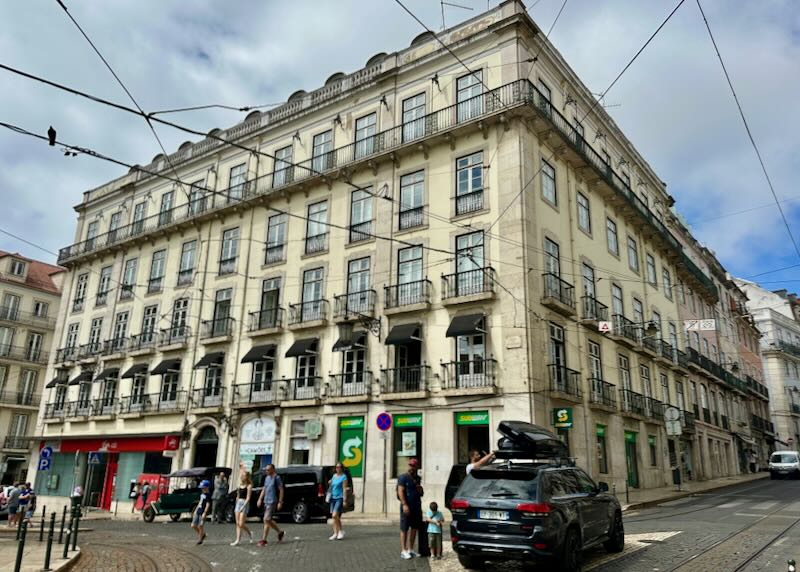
[376,412,392,432]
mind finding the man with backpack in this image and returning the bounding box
[256,464,285,546]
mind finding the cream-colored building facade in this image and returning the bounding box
[0,251,63,484]
[31,1,767,512]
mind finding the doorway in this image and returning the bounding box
[193,426,219,467]
[624,431,639,488]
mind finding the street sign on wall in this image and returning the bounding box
[684,319,716,331]
[552,408,573,429]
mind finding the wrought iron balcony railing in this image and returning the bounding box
[119,390,187,415]
[304,233,328,255]
[612,314,639,343]
[103,336,128,354]
[264,243,286,265]
[160,325,191,346]
[547,364,581,397]
[0,391,41,407]
[442,268,495,299]
[455,190,484,215]
[177,269,194,286]
[542,273,575,309]
[581,296,608,322]
[334,291,376,319]
[129,331,158,351]
[0,345,49,364]
[43,402,67,419]
[232,381,278,406]
[192,387,225,409]
[328,372,372,398]
[3,436,32,450]
[349,221,373,243]
[380,365,430,394]
[399,206,424,230]
[385,279,431,309]
[288,300,329,325]
[589,378,616,408]
[248,308,284,331]
[620,389,646,416]
[92,397,117,416]
[287,377,321,400]
[201,317,235,339]
[0,306,56,328]
[442,359,497,390]
[55,346,79,363]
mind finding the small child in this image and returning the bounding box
[191,480,211,545]
[425,501,445,560]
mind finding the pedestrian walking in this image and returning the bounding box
[256,464,285,546]
[397,458,423,560]
[327,463,350,541]
[23,484,36,522]
[212,472,228,523]
[191,480,211,545]
[425,501,445,560]
[231,472,253,546]
[130,481,141,513]
[17,483,30,521]
[6,483,20,528]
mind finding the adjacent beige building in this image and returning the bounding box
[0,251,63,484]
[30,0,770,512]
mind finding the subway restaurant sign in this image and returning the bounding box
[552,407,573,429]
[338,416,364,478]
[455,411,489,426]
[394,414,423,428]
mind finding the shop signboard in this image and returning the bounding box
[552,407,573,429]
[455,411,489,426]
[338,416,365,478]
[394,414,422,428]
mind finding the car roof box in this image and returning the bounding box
[496,420,568,459]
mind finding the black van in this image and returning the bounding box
[225,465,354,524]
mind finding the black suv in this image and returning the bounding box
[449,421,623,571]
[224,465,354,524]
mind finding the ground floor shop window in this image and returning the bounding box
[648,435,658,466]
[454,410,490,463]
[625,431,639,488]
[393,413,423,475]
[290,419,310,464]
[143,452,172,475]
[596,425,608,474]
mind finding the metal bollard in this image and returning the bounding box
[39,505,46,542]
[43,512,56,572]
[71,510,80,551]
[14,521,28,572]
[625,480,630,505]
[58,506,67,544]
[62,522,71,560]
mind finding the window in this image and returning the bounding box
[396,245,424,305]
[158,190,175,226]
[652,311,662,337]
[399,171,424,230]
[648,436,658,467]
[582,264,596,298]
[161,371,179,403]
[203,366,223,400]
[113,311,129,350]
[10,259,25,276]
[65,323,79,349]
[611,284,624,316]
[632,298,644,327]
[702,338,710,356]
[1,293,19,321]
[646,254,657,286]
[663,269,673,300]
[627,237,639,272]
[265,213,287,263]
[677,280,685,304]
[24,332,43,361]
[544,238,560,276]
[342,344,367,387]
[455,232,485,295]
[312,130,333,171]
[178,240,196,285]
[96,266,112,305]
[597,426,609,474]
[85,221,99,248]
[455,152,484,215]
[88,318,103,352]
[668,323,679,351]
[640,365,652,397]
[676,380,685,411]
[349,189,373,242]
[355,113,377,158]
[73,273,88,311]
[148,249,166,293]
[587,340,602,380]
[212,289,232,335]
[188,180,207,215]
[346,258,371,314]
[577,192,591,233]
[455,328,487,387]
[108,211,122,242]
[121,258,137,300]
[549,323,566,368]
[618,354,631,390]
[169,298,189,340]
[0,326,13,356]
[33,301,48,318]
[294,354,318,399]
[660,373,670,405]
[606,218,619,255]
[252,357,275,394]
[541,159,556,205]
[9,414,28,438]
[301,268,324,321]
[402,93,426,141]
[141,305,158,343]
[305,201,328,254]
[228,163,247,202]
[537,79,551,103]
[273,145,294,187]
[456,70,483,121]
[692,331,700,350]
[220,228,240,274]
[290,420,311,464]
[257,278,281,329]
[132,201,147,234]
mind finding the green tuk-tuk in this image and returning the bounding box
[142,466,231,523]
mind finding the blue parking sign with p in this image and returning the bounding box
[38,458,51,471]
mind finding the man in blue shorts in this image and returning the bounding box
[191,480,210,545]
[397,458,423,560]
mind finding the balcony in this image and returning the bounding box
[2,436,32,450]
[656,340,676,365]
[177,269,194,286]
[286,377,321,402]
[547,364,581,401]
[118,391,187,416]
[611,315,639,347]
[644,397,664,422]
[192,387,225,410]
[327,372,372,401]
[541,273,576,316]
[159,325,191,348]
[43,402,66,420]
[264,244,286,265]
[218,257,237,275]
[581,296,608,324]
[0,306,56,329]
[201,317,235,341]
[680,411,696,434]
[232,382,278,408]
[0,391,41,408]
[95,291,109,306]
[441,359,497,393]
[288,300,329,328]
[334,291,376,320]
[147,277,164,294]
[72,297,85,312]
[348,221,373,243]
[102,337,128,356]
[791,403,800,415]
[638,335,658,357]
[399,206,424,230]
[620,389,647,417]
[455,190,484,216]
[304,233,328,255]
[129,331,158,353]
[248,308,284,333]
[721,414,729,431]
[0,345,49,365]
[91,398,116,417]
[119,284,134,300]
[55,346,78,363]
[384,280,431,313]
[675,349,690,371]
[589,378,617,410]
[77,342,104,361]
[442,268,495,303]
[776,340,800,359]
[380,365,430,397]
[66,400,92,418]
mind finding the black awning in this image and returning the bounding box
[121,364,149,379]
[68,371,94,386]
[151,359,181,375]
[241,344,277,363]
[194,352,225,369]
[93,367,120,382]
[332,332,367,352]
[385,323,421,345]
[46,378,65,389]
[285,338,319,358]
[445,314,486,338]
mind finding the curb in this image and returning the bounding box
[57,547,82,572]
[621,474,768,512]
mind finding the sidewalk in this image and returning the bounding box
[0,535,80,572]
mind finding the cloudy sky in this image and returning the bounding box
[1,0,798,289]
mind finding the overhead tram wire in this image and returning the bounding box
[149,103,284,116]
[695,0,800,261]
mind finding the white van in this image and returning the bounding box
[769,451,800,479]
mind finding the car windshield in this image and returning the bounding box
[771,453,798,464]
[456,469,539,501]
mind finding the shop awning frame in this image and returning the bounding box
[241,344,277,363]
[151,359,181,375]
[385,323,421,345]
[93,367,120,382]
[332,332,367,352]
[194,352,225,369]
[68,371,94,386]
[121,364,149,379]
[285,338,319,357]
[445,314,486,338]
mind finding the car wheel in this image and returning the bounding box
[556,527,582,572]
[142,506,155,523]
[457,554,485,570]
[292,500,309,524]
[603,512,625,553]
